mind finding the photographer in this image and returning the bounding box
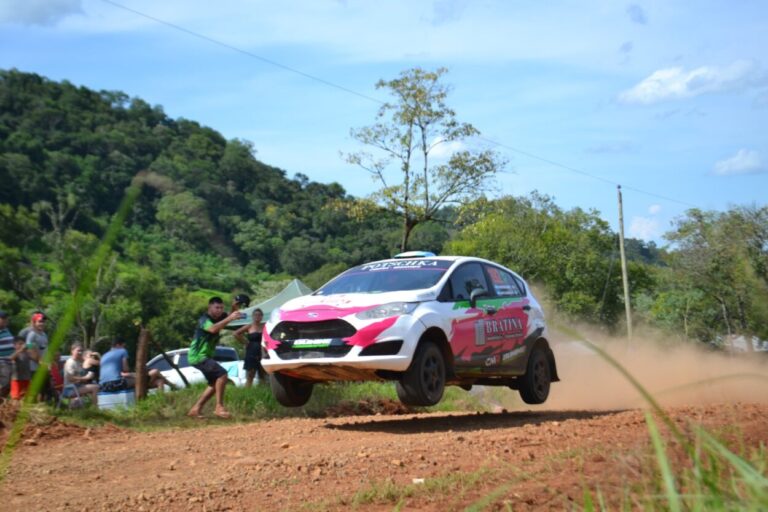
[186,296,245,419]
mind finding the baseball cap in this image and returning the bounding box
[0,310,8,318]
[31,312,46,322]
[234,294,251,307]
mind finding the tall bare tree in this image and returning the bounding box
[346,67,504,251]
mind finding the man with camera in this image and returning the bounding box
[186,295,249,419]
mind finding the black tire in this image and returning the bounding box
[396,341,446,406]
[270,372,314,407]
[519,346,551,404]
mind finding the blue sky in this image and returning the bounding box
[1,0,767,244]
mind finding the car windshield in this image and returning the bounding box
[316,259,453,295]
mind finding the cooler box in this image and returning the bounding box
[98,389,135,410]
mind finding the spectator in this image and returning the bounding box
[186,297,243,419]
[83,350,101,384]
[0,310,13,399]
[99,338,168,392]
[63,344,99,406]
[234,308,266,387]
[10,336,32,400]
[21,312,48,371]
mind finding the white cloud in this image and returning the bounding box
[648,204,662,215]
[0,0,81,26]
[626,4,648,25]
[713,149,764,176]
[629,216,660,240]
[429,137,466,159]
[619,60,765,104]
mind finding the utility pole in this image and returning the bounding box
[617,185,633,342]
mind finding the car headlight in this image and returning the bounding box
[355,302,419,320]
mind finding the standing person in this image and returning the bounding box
[234,308,265,387]
[0,311,14,399]
[23,312,49,373]
[186,297,243,419]
[99,338,167,392]
[22,312,54,401]
[10,336,32,400]
[63,344,99,406]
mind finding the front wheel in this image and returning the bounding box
[396,341,446,406]
[271,372,314,407]
[519,346,551,404]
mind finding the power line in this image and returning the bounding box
[101,0,700,210]
[100,0,384,105]
[477,136,699,208]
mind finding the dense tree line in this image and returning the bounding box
[0,69,447,350]
[1,69,765,352]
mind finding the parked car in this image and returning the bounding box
[262,253,558,407]
[146,346,248,388]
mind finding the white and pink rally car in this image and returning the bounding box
[262,253,558,407]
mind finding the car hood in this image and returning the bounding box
[274,291,432,323]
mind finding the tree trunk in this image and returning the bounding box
[135,327,150,400]
[400,217,417,252]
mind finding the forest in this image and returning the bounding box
[1,69,766,352]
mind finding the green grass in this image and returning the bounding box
[50,380,499,430]
[347,465,499,509]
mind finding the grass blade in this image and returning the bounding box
[645,411,682,512]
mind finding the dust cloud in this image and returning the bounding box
[543,323,768,411]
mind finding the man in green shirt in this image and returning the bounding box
[187,297,244,419]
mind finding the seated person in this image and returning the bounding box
[82,350,101,384]
[63,344,99,406]
[99,338,169,392]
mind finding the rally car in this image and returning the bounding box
[261,253,558,407]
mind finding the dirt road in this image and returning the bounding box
[2,401,766,511]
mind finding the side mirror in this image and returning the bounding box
[469,288,488,308]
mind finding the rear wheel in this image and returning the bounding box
[271,372,314,407]
[519,346,551,404]
[396,341,446,406]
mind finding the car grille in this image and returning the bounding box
[275,343,353,360]
[270,320,356,341]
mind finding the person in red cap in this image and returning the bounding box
[23,312,49,373]
[19,312,53,401]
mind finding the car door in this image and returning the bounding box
[482,264,530,375]
[438,262,505,374]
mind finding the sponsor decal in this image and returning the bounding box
[292,338,333,349]
[501,346,525,362]
[474,319,486,346]
[359,259,445,271]
[484,318,524,341]
[484,355,500,367]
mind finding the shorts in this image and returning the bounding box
[192,358,227,386]
[100,378,133,392]
[11,379,30,399]
[244,342,262,371]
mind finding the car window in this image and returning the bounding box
[485,265,524,297]
[177,353,189,368]
[147,357,172,372]
[447,263,489,301]
[316,259,452,295]
[214,348,237,362]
